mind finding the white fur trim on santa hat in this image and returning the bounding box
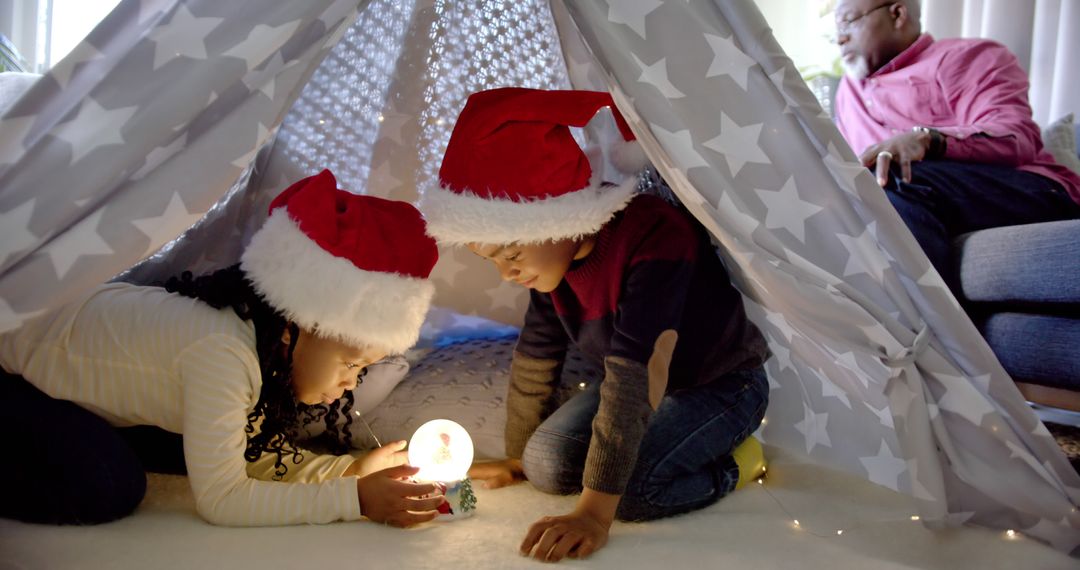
[420,175,638,246]
[240,209,434,354]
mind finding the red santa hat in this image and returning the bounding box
[419,88,649,246]
[240,170,438,354]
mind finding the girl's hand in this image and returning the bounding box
[344,440,409,478]
[356,464,445,527]
[467,458,526,489]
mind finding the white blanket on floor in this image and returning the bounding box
[2,446,1070,570]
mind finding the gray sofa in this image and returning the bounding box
[954,121,1080,411]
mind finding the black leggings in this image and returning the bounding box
[1,371,185,525]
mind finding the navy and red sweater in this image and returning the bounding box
[508,194,768,495]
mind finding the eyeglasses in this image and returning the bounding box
[835,2,896,34]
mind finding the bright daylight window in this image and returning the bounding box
[48,0,122,67]
[2,0,121,72]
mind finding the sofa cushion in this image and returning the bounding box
[1042,114,1080,176]
[980,312,1080,391]
[955,219,1080,305]
[0,71,38,115]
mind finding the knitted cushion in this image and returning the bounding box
[297,305,519,445]
[359,337,603,460]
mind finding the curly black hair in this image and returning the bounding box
[162,264,358,480]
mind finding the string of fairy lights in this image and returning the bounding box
[749,456,1028,543]
[751,465,924,539]
[356,400,1040,543]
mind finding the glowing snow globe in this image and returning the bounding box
[407,419,477,520]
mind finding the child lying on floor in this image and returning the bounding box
[0,170,445,527]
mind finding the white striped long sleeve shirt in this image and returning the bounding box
[0,283,362,526]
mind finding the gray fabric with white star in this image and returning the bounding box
[556,0,1079,555]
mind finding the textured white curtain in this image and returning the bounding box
[922,0,1079,124]
[119,0,569,323]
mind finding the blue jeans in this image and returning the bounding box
[883,160,1080,296]
[521,367,768,522]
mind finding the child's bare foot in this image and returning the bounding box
[647,330,678,410]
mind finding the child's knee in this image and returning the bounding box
[62,423,148,524]
[614,495,656,522]
[68,461,147,524]
[521,429,586,495]
[614,485,722,523]
[10,417,148,525]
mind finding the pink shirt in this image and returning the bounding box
[835,34,1080,204]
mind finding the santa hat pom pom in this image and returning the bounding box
[609,137,649,175]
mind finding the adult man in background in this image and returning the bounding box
[832,0,1080,294]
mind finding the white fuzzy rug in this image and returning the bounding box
[1,446,1073,570]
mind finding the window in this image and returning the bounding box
[49,0,122,67]
[0,0,121,72]
[754,0,842,113]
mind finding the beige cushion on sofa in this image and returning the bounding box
[0,71,39,115]
[1043,113,1080,177]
